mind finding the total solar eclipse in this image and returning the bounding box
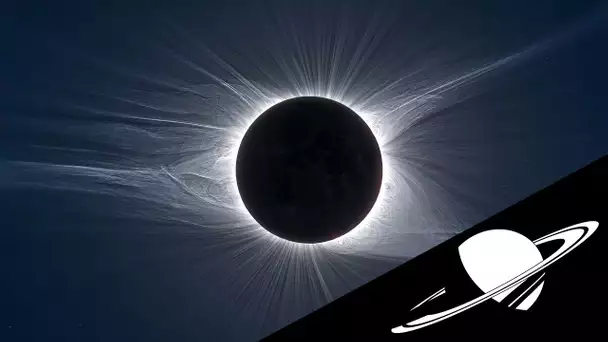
[235,96,383,244]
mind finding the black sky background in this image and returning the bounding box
[1,1,607,341]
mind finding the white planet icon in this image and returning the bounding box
[392,221,598,334]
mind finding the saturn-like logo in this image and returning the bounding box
[391,221,598,334]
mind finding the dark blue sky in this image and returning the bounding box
[1,1,607,341]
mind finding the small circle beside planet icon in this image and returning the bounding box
[391,221,598,333]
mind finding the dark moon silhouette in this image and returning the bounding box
[236,96,383,243]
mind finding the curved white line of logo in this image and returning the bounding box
[392,221,598,334]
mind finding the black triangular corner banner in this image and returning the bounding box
[264,155,608,341]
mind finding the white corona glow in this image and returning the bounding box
[4,34,545,270]
[0,5,593,341]
[226,92,394,248]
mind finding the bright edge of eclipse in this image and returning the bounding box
[228,94,391,248]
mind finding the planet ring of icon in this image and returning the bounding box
[391,221,598,333]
